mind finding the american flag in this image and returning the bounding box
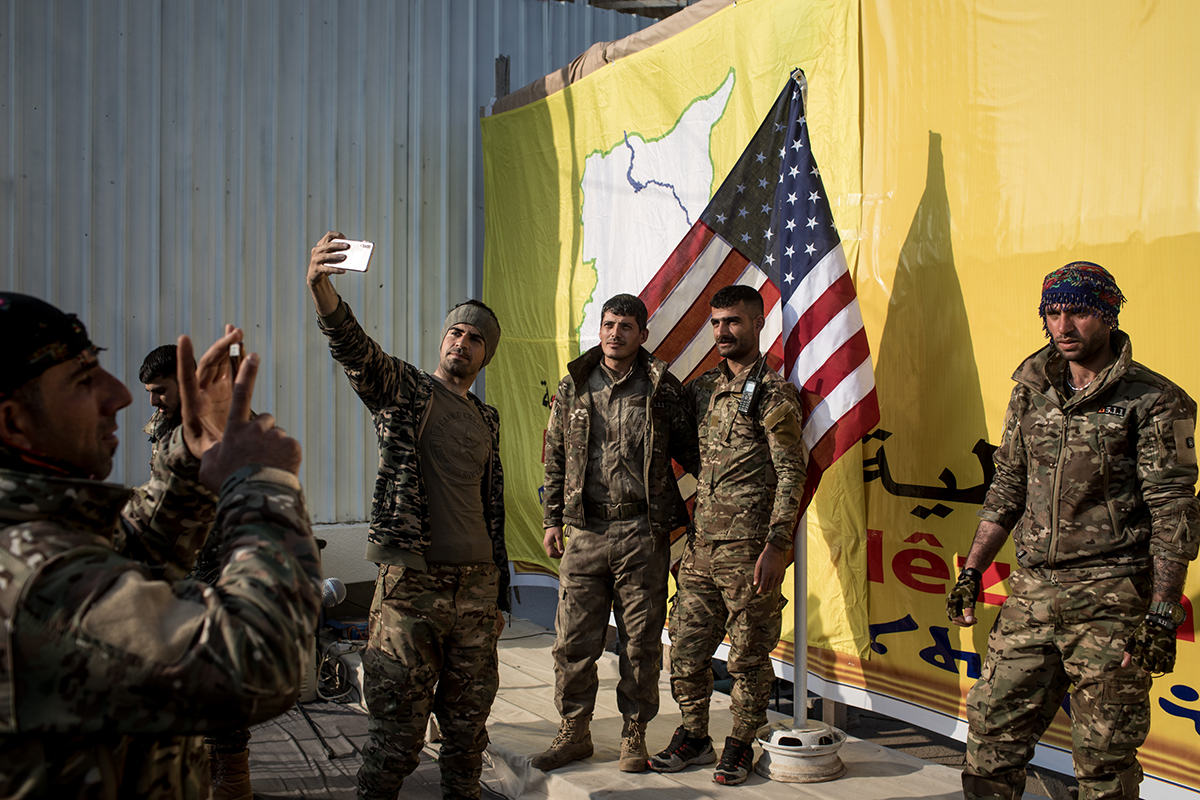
[639,70,879,517]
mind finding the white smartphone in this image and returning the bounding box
[332,239,374,273]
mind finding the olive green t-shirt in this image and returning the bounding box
[421,378,493,565]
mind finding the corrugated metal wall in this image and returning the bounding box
[0,0,650,533]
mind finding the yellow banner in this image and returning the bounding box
[839,0,1200,795]
[483,0,1200,794]
[481,0,866,655]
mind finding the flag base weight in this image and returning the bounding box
[754,720,847,783]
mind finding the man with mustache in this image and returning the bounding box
[648,284,807,785]
[947,262,1198,800]
[0,292,320,798]
[535,293,699,773]
[307,232,507,800]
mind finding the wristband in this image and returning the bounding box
[959,566,983,583]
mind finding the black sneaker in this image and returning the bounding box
[647,726,716,773]
[712,736,753,785]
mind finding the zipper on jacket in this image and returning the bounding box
[643,392,653,510]
[1047,409,1069,568]
[1100,438,1121,540]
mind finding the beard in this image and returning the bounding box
[441,352,478,379]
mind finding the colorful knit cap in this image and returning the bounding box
[0,292,99,399]
[1038,261,1125,336]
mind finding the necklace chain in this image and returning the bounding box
[1067,374,1096,392]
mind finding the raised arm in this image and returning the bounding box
[307,232,412,413]
[17,351,321,734]
[307,230,350,317]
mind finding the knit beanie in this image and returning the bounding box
[440,302,501,367]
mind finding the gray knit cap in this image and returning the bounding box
[440,302,501,367]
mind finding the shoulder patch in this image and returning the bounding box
[762,400,802,448]
[1173,418,1197,465]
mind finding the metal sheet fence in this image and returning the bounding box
[0,0,649,522]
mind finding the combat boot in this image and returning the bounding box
[210,747,253,800]
[531,716,593,771]
[619,719,647,773]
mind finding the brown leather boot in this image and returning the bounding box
[531,716,593,771]
[210,747,253,800]
[619,719,648,773]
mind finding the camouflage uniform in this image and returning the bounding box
[0,425,322,799]
[670,356,807,743]
[966,331,1200,800]
[542,346,699,726]
[144,413,253,757]
[317,300,507,800]
[143,407,176,466]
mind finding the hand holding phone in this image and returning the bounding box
[331,239,374,273]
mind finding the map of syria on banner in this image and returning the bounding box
[481,0,870,656]
[640,71,879,516]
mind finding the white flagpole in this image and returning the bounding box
[794,511,808,728]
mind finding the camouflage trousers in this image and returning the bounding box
[668,536,785,743]
[122,734,212,800]
[357,562,500,800]
[964,569,1151,800]
[552,519,669,725]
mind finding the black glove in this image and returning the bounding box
[1124,617,1177,675]
[946,567,982,621]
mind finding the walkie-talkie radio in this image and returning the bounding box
[737,358,767,416]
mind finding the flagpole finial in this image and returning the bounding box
[792,69,811,106]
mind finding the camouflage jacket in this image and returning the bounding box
[317,299,509,611]
[688,355,808,550]
[142,408,176,466]
[542,346,700,536]
[0,425,322,798]
[980,331,1200,575]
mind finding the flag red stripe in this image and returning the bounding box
[796,388,880,522]
[653,248,752,364]
[783,270,856,367]
[797,328,872,411]
[758,277,781,308]
[640,222,717,318]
